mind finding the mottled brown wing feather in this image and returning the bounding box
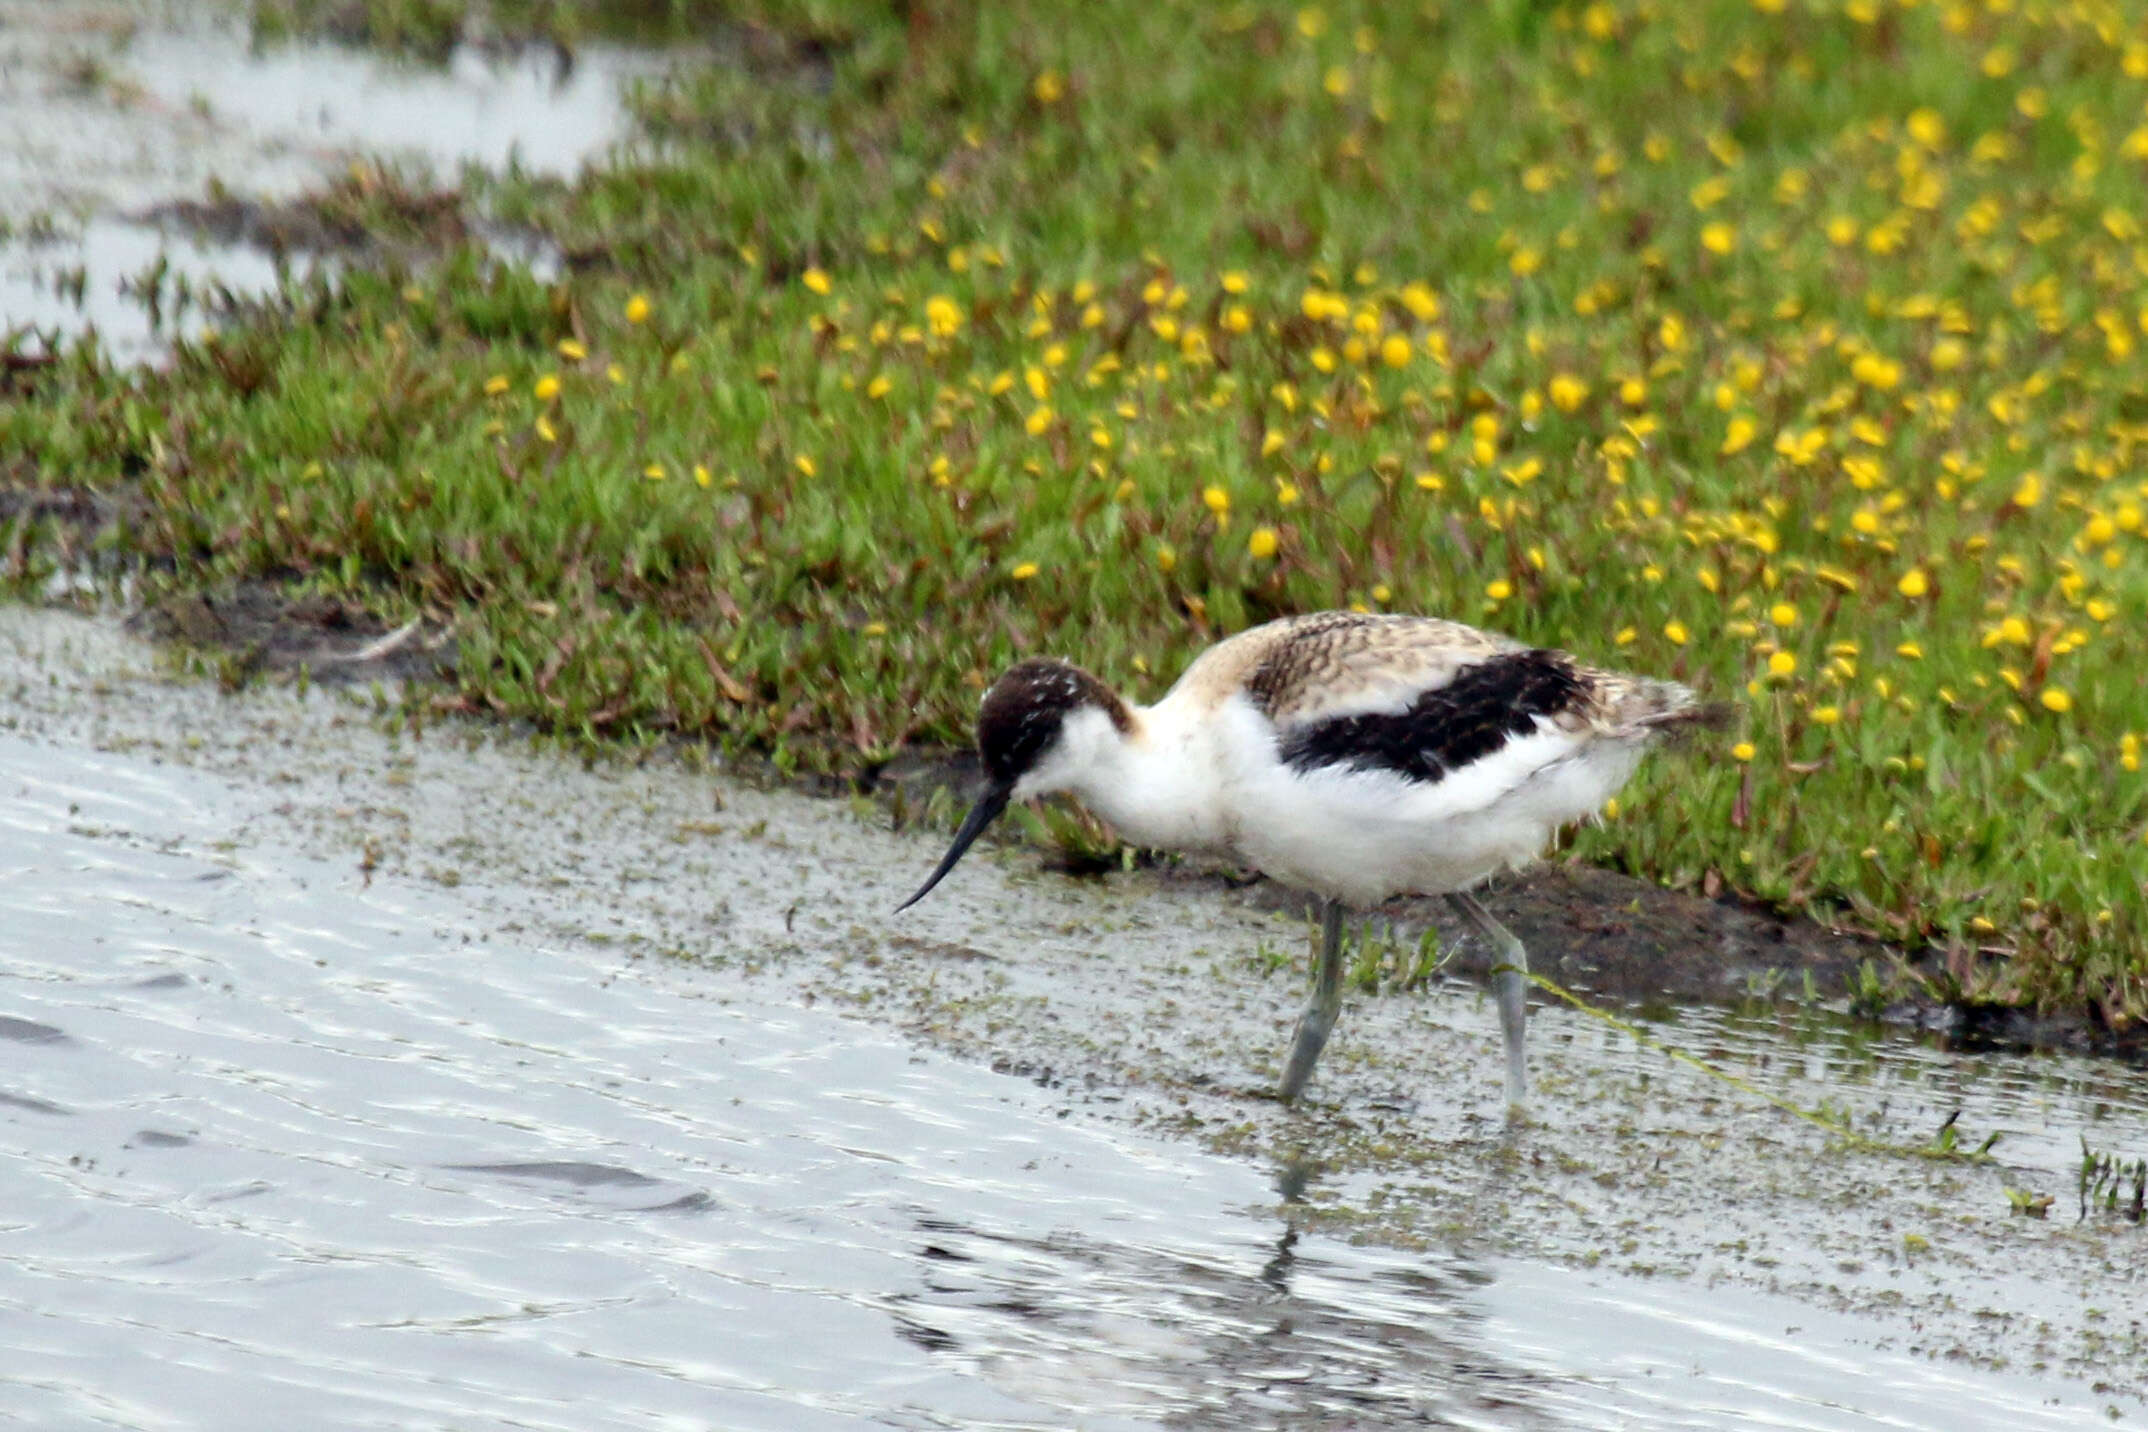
[1236,612,1522,724]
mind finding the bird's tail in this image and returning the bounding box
[1609,676,1733,743]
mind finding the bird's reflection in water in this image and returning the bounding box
[884,1164,1547,1431]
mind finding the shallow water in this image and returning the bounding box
[0,0,662,359]
[1,609,2142,1429]
[0,215,291,363]
[125,19,660,181]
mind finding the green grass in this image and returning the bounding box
[4,0,2146,1021]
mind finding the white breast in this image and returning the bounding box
[1063,700,1235,856]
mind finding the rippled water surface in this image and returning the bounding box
[3,615,2141,1430]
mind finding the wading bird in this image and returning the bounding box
[897,611,1715,1110]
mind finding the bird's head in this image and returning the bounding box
[896,658,1131,911]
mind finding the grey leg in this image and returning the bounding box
[1278,898,1347,1103]
[1446,891,1529,1111]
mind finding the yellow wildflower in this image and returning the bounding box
[1773,427,1827,465]
[925,295,963,338]
[1400,282,1440,321]
[1850,353,1900,389]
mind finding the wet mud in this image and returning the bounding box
[1153,858,2148,1060]
[136,581,459,686]
[142,181,470,261]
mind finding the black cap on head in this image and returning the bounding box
[895,659,1129,912]
[975,658,1120,785]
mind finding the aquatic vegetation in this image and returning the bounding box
[2,0,2145,1021]
[2079,1138,2146,1223]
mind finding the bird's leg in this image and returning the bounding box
[1446,891,1529,1112]
[1278,897,1348,1103]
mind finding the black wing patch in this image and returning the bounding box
[1275,648,1586,786]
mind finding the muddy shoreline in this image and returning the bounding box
[100,576,2148,1066]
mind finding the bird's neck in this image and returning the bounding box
[1060,700,1226,854]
